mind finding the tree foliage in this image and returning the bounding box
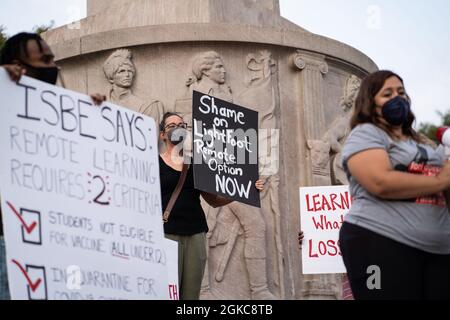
[32,20,55,35]
[0,25,7,51]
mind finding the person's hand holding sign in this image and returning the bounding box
[255,179,265,191]
[298,231,305,250]
[3,64,26,82]
[89,93,107,106]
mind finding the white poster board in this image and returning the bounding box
[300,186,351,275]
[164,239,179,300]
[0,68,169,300]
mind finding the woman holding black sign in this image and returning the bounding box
[159,112,264,300]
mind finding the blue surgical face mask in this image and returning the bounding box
[382,96,411,127]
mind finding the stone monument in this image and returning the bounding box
[43,0,377,300]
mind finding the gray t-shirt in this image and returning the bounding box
[342,123,450,254]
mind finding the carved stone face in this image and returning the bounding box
[204,59,226,84]
[112,63,135,88]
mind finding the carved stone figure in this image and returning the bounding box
[103,49,164,127]
[175,51,277,300]
[187,51,233,102]
[237,51,284,298]
[325,75,362,185]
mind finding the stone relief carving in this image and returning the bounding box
[325,75,361,185]
[103,49,165,128]
[237,50,284,299]
[186,51,233,102]
[292,50,329,76]
[295,52,358,300]
[173,51,278,300]
[174,51,233,156]
[303,75,361,300]
[174,51,233,124]
[307,140,332,177]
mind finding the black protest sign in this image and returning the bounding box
[192,91,260,208]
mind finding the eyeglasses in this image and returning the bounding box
[164,122,189,131]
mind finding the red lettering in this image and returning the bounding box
[307,192,352,213]
[308,239,343,258]
[313,194,321,212]
[169,284,178,300]
[309,239,319,258]
[321,195,332,211]
[312,216,324,230]
[330,193,341,210]
[312,215,344,230]
[306,194,315,212]
[327,240,338,257]
[318,241,327,255]
[341,192,351,210]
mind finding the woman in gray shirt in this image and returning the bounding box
[339,70,450,300]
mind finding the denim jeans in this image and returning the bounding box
[0,237,10,300]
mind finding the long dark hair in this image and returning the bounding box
[350,70,422,142]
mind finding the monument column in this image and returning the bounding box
[292,51,340,300]
[292,51,332,187]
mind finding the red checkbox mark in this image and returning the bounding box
[7,201,37,234]
[11,259,42,292]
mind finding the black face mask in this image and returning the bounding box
[20,61,59,85]
[382,96,411,127]
[167,128,187,146]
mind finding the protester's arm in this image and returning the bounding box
[347,149,450,200]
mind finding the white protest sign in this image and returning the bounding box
[164,239,179,300]
[0,68,169,300]
[300,186,351,275]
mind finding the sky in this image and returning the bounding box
[0,0,449,126]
